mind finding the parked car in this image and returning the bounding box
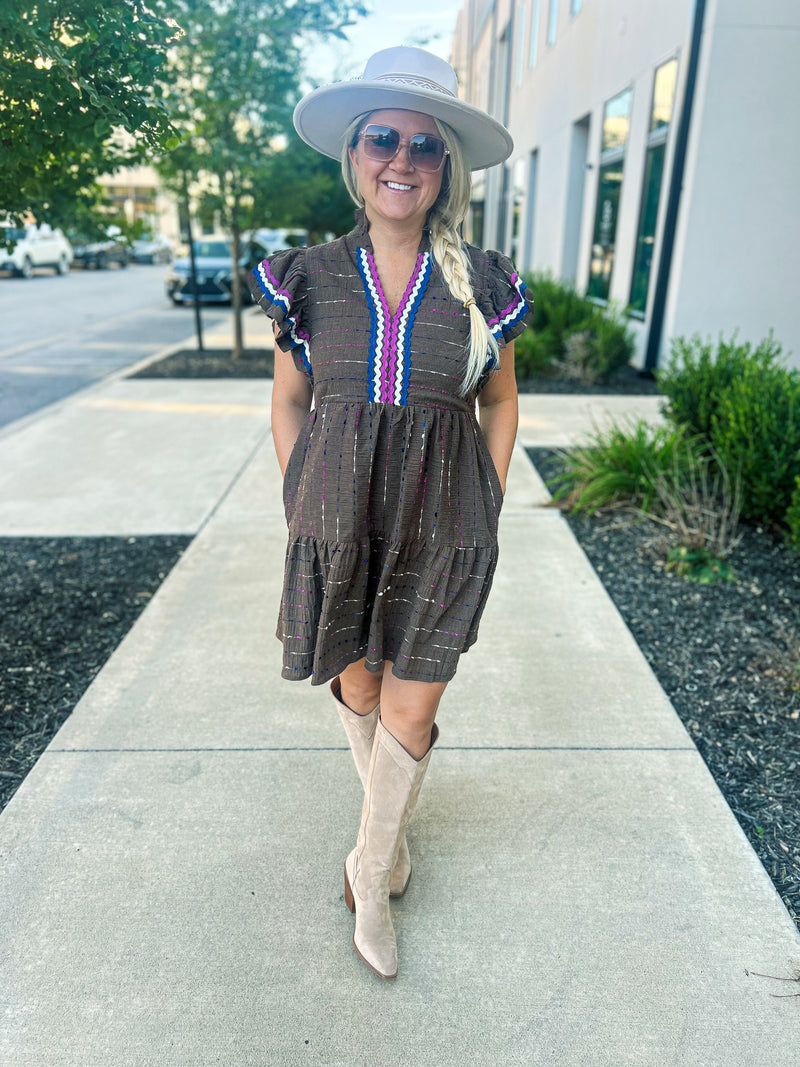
[165,235,271,305]
[253,227,307,255]
[69,226,129,269]
[0,222,73,278]
[131,233,173,264]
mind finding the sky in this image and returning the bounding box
[303,0,460,88]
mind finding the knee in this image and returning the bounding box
[339,663,382,712]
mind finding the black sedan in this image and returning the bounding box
[70,233,129,269]
[165,236,270,305]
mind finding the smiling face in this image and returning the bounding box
[348,108,446,233]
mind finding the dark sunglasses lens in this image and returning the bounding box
[361,125,400,160]
[409,135,446,170]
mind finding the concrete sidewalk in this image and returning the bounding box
[0,327,798,1065]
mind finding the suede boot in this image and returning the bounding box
[344,718,438,980]
[331,678,413,898]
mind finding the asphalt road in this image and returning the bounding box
[0,263,229,430]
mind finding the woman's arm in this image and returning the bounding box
[476,341,518,495]
[271,336,313,476]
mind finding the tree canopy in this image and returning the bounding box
[158,0,366,353]
[0,0,178,224]
[250,132,357,244]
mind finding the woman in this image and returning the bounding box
[249,47,532,980]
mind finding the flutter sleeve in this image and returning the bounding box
[248,247,312,379]
[477,249,534,349]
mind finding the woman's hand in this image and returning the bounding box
[477,341,518,495]
[271,331,313,476]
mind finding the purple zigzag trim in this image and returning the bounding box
[363,250,393,402]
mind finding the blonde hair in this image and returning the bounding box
[342,114,499,395]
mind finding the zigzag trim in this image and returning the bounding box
[394,252,431,404]
[357,248,431,405]
[356,248,385,402]
[488,273,529,346]
[253,260,312,377]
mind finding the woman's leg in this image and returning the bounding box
[338,657,383,715]
[378,662,447,759]
[333,659,416,899]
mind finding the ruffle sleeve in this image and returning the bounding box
[475,249,534,350]
[249,247,312,379]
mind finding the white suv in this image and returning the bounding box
[0,222,74,278]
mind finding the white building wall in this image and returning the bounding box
[506,0,693,287]
[665,0,800,364]
[453,0,800,370]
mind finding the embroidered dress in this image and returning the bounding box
[249,213,532,685]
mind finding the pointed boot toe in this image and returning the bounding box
[344,849,397,980]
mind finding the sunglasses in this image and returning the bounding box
[357,124,450,173]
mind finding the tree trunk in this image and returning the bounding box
[182,171,204,352]
[231,214,243,360]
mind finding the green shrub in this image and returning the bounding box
[665,545,736,584]
[514,325,556,378]
[786,478,800,552]
[523,272,595,357]
[658,332,783,438]
[550,419,702,514]
[518,272,635,382]
[711,362,800,524]
[582,305,636,382]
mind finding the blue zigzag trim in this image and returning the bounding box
[397,254,431,404]
[356,249,382,402]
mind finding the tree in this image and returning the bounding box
[251,133,357,245]
[159,0,366,357]
[0,0,178,225]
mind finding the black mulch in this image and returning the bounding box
[130,348,274,379]
[528,447,800,930]
[517,363,662,396]
[130,347,662,397]
[0,536,191,812]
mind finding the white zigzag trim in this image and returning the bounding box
[256,262,289,312]
[393,252,429,403]
[495,280,527,334]
[359,248,386,398]
[256,262,310,367]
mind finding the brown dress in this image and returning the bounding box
[249,212,533,685]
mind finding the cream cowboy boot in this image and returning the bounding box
[331,678,413,898]
[343,719,438,980]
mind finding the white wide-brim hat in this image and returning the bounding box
[293,46,513,171]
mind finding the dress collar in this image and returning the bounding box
[346,208,431,255]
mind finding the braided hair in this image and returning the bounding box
[341,115,499,395]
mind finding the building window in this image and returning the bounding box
[470,178,486,248]
[516,3,526,87]
[587,87,633,301]
[529,0,540,68]
[629,58,678,316]
[547,0,558,46]
[571,0,582,14]
[524,149,539,270]
[509,157,527,260]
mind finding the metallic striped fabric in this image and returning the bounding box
[249,212,533,685]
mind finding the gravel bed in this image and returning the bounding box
[0,536,191,812]
[528,447,800,930]
[131,348,661,396]
[131,347,273,378]
[517,363,661,395]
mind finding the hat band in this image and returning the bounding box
[371,73,457,98]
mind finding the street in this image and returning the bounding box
[0,264,230,430]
